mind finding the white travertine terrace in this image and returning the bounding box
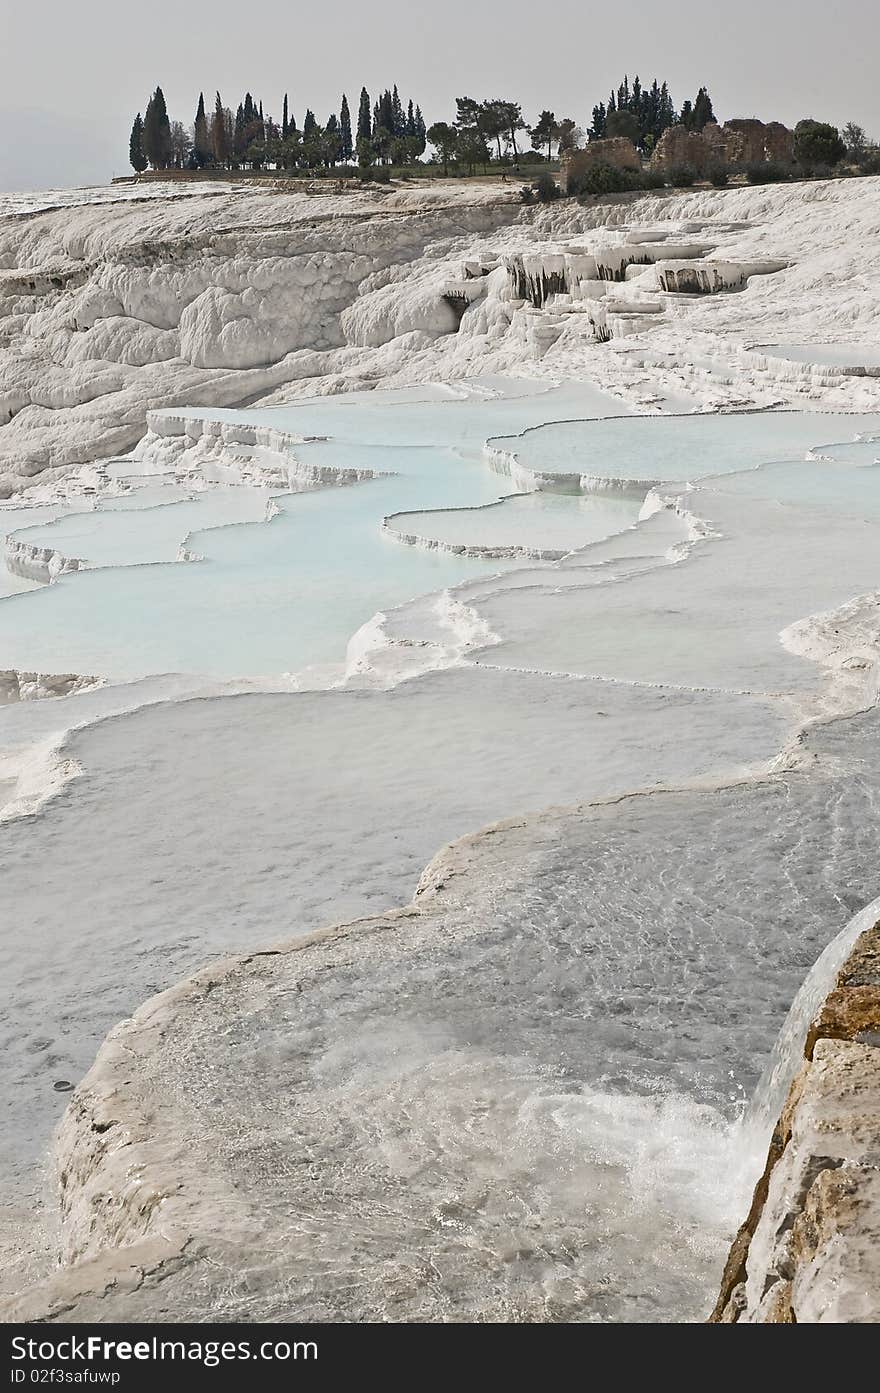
[2,174,880,1322]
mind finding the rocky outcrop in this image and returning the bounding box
[711,917,880,1322]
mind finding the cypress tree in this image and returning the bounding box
[692,87,716,129]
[282,93,289,140]
[414,105,426,155]
[659,82,675,132]
[325,112,340,166]
[391,85,405,137]
[143,92,156,163]
[340,94,353,161]
[129,113,148,172]
[303,108,317,138]
[193,92,211,167]
[379,88,394,133]
[212,91,229,167]
[234,103,246,161]
[357,87,371,142]
[142,86,172,169]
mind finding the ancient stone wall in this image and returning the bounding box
[764,122,795,163]
[651,123,724,173]
[723,119,769,165]
[651,119,794,175]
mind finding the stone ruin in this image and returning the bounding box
[560,119,795,191]
[560,138,641,192]
[722,119,794,164]
[651,118,794,173]
[649,124,727,175]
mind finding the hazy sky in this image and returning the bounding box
[2,0,878,191]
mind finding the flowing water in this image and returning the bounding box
[2,377,880,1320]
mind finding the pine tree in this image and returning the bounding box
[193,93,211,167]
[282,93,289,140]
[340,94,353,161]
[142,86,172,169]
[357,87,371,142]
[530,110,557,161]
[129,113,148,172]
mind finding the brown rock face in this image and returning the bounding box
[710,917,880,1323]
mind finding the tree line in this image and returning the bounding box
[423,80,713,175]
[130,84,427,174]
[128,77,877,181]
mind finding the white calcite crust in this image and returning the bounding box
[4,177,880,497]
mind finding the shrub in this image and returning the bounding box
[858,150,880,175]
[745,161,790,184]
[534,171,561,202]
[708,165,729,187]
[668,163,696,187]
[519,184,535,204]
[798,162,835,180]
[637,168,667,189]
[570,162,632,196]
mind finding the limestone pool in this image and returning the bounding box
[1,380,877,683]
